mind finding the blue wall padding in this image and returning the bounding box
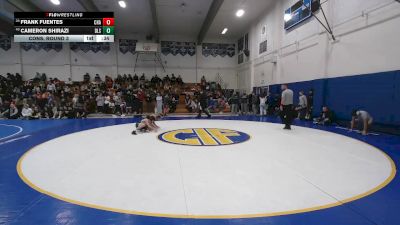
[265,70,400,125]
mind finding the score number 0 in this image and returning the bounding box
[102,18,114,26]
[94,18,114,26]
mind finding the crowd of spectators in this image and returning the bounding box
[0,72,233,120]
[0,72,186,119]
[1,72,324,122]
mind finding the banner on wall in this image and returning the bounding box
[21,42,62,52]
[202,43,235,57]
[135,42,159,53]
[119,39,137,54]
[238,53,244,64]
[237,37,244,52]
[161,41,196,56]
[0,35,11,51]
[253,86,269,95]
[259,40,267,54]
[70,42,110,53]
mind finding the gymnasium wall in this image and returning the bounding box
[268,70,400,125]
[0,37,238,89]
[243,0,400,125]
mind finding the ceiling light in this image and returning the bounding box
[284,13,292,22]
[118,0,126,8]
[221,28,228,34]
[50,0,60,5]
[236,9,245,17]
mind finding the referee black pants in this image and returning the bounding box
[197,104,211,118]
[281,104,293,128]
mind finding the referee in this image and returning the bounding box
[196,91,211,118]
[280,84,294,130]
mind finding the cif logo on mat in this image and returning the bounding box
[158,128,250,146]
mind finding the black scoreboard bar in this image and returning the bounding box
[14,12,114,18]
[14,27,104,35]
[15,19,107,26]
[14,12,114,42]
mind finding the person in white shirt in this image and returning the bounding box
[280,84,294,130]
[66,78,73,85]
[296,91,308,120]
[113,94,122,115]
[72,94,79,107]
[21,104,33,119]
[156,93,163,114]
[64,85,71,94]
[96,93,105,113]
[259,94,267,116]
[104,95,111,113]
[190,99,198,112]
[46,82,56,92]
[351,110,373,135]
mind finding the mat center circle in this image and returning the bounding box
[18,120,394,218]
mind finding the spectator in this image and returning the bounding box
[163,93,170,116]
[163,75,170,84]
[21,104,33,119]
[94,74,101,82]
[259,93,267,116]
[0,102,10,118]
[171,74,176,84]
[9,103,19,119]
[83,73,90,83]
[125,91,134,114]
[240,93,248,115]
[296,91,308,120]
[248,93,253,115]
[156,93,163,114]
[177,75,183,86]
[31,105,41,119]
[96,93,105,113]
[46,81,56,92]
[306,89,314,120]
[185,95,193,112]
[207,96,217,112]
[140,73,146,81]
[252,92,259,115]
[191,98,198,112]
[113,94,122,115]
[137,89,145,114]
[145,90,155,113]
[229,92,239,114]
[200,76,206,88]
[314,106,334,125]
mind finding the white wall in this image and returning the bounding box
[4,0,397,91]
[0,36,238,89]
[0,40,21,75]
[244,0,400,91]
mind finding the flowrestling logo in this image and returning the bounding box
[158,128,250,146]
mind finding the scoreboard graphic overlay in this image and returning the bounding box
[14,12,114,42]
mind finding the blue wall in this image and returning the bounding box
[268,70,400,126]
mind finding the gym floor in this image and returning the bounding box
[1,116,399,225]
